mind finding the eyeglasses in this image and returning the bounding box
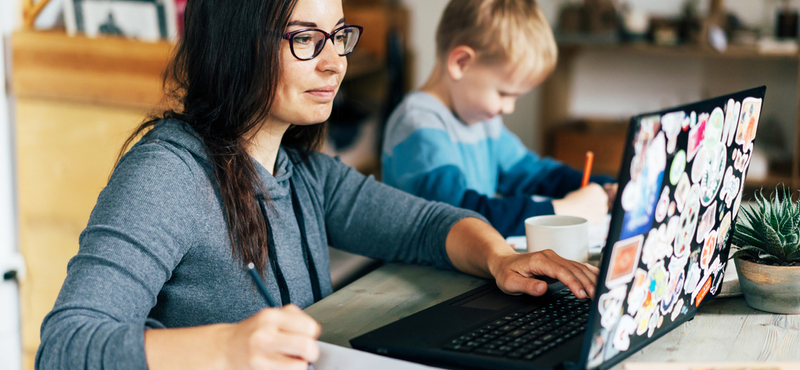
[283,25,363,61]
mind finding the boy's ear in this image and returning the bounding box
[446,46,477,81]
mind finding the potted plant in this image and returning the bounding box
[731,187,800,314]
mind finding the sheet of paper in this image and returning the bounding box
[314,341,444,370]
[623,362,798,370]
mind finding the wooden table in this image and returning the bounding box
[306,263,800,369]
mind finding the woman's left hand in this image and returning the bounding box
[487,250,600,299]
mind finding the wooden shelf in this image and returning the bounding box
[12,30,173,110]
[558,42,800,60]
[542,41,800,193]
[11,30,385,110]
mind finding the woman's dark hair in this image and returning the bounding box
[117,0,326,274]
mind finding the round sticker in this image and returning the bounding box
[670,150,686,186]
[705,107,725,146]
[700,145,725,206]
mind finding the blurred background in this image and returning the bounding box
[2,0,800,369]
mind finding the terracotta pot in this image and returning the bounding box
[734,256,800,314]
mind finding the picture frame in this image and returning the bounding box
[64,0,177,42]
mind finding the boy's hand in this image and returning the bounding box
[551,183,608,224]
[488,250,599,299]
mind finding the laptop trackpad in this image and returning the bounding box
[456,289,524,310]
[455,281,567,310]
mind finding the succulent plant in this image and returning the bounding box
[731,187,800,266]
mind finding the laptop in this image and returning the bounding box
[350,86,767,370]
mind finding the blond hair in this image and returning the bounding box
[435,0,557,78]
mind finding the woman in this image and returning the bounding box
[36,0,599,368]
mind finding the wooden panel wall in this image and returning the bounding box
[16,99,146,369]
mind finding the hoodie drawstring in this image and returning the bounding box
[257,178,321,306]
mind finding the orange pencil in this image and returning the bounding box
[581,151,594,188]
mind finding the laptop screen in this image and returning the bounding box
[584,86,766,370]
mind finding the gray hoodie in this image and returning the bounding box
[36,119,482,369]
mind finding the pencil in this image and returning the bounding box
[247,263,316,370]
[247,262,279,307]
[581,151,594,188]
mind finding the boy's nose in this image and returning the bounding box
[501,100,515,115]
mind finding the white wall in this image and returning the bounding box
[0,0,21,368]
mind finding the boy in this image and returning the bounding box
[382,0,616,237]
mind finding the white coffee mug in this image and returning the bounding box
[525,215,589,263]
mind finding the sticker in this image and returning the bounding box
[655,187,670,222]
[621,132,666,239]
[606,235,644,288]
[671,299,684,322]
[661,111,685,154]
[700,145,725,206]
[710,264,725,295]
[658,223,668,243]
[599,286,627,329]
[687,113,708,162]
[647,310,659,338]
[620,181,639,212]
[668,251,689,275]
[733,148,750,172]
[716,213,731,250]
[662,271,684,319]
[684,251,702,295]
[719,167,740,208]
[648,260,669,304]
[700,230,717,270]
[675,185,700,258]
[642,229,672,268]
[695,201,717,244]
[612,315,636,351]
[662,111,685,154]
[704,107,725,147]
[674,173,691,212]
[735,97,763,154]
[709,256,722,276]
[724,99,741,147]
[626,268,649,316]
[691,148,706,184]
[635,300,654,336]
[694,275,712,306]
[587,329,608,369]
[669,150,687,185]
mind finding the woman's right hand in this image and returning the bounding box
[222,304,322,370]
[551,183,609,224]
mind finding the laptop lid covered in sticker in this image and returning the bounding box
[581,86,766,370]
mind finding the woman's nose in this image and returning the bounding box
[316,38,345,74]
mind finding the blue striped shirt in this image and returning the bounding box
[382,91,611,236]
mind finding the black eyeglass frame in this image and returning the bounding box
[283,25,364,61]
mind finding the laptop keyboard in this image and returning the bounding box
[442,289,590,361]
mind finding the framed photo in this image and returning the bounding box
[64,0,177,42]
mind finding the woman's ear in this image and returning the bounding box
[446,46,477,81]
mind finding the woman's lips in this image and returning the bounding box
[306,86,337,100]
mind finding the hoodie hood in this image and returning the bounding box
[144,119,293,200]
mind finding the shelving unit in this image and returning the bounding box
[541,42,800,193]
